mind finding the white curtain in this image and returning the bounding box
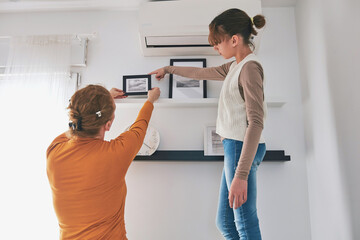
[0,35,76,239]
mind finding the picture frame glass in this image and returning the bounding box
[126,78,148,93]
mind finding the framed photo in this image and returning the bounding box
[169,59,207,99]
[204,126,224,156]
[123,74,151,95]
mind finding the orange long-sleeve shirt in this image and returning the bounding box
[47,101,154,240]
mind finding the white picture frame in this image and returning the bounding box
[204,126,224,156]
[169,58,207,99]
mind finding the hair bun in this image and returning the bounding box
[253,15,266,29]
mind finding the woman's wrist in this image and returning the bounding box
[146,98,155,104]
[163,66,171,74]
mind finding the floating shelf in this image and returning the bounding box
[134,150,290,162]
[116,98,286,108]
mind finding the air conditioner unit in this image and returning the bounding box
[138,0,262,56]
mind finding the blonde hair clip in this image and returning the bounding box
[96,111,102,117]
[251,17,254,25]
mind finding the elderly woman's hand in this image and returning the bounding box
[147,87,161,103]
[109,88,127,99]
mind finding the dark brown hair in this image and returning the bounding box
[67,85,115,138]
[208,8,266,47]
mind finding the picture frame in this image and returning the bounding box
[169,58,207,99]
[204,126,224,156]
[123,74,151,96]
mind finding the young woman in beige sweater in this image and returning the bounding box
[150,8,267,240]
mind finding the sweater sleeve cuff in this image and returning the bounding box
[145,100,154,108]
[164,66,173,74]
[235,170,249,181]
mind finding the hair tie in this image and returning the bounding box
[69,121,76,130]
[251,17,254,25]
[68,117,82,131]
[96,111,102,118]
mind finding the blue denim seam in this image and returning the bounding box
[222,173,238,240]
[237,141,248,240]
[233,142,237,170]
[235,142,243,240]
[224,143,241,240]
[223,184,230,236]
[239,206,248,240]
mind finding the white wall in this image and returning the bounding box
[0,8,312,240]
[295,0,360,239]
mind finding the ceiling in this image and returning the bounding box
[0,0,298,13]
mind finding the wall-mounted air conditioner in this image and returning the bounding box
[139,0,262,56]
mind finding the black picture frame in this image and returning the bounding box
[169,58,207,99]
[123,74,151,96]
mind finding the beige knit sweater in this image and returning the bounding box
[164,56,265,180]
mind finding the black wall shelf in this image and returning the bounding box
[134,150,290,162]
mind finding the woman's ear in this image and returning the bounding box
[231,35,238,47]
[104,120,112,132]
[232,35,243,47]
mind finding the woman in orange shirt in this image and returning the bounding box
[47,85,160,239]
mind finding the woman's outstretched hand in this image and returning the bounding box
[147,87,161,103]
[149,68,166,81]
[229,178,248,209]
[109,88,127,99]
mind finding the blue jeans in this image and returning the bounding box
[216,139,266,240]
